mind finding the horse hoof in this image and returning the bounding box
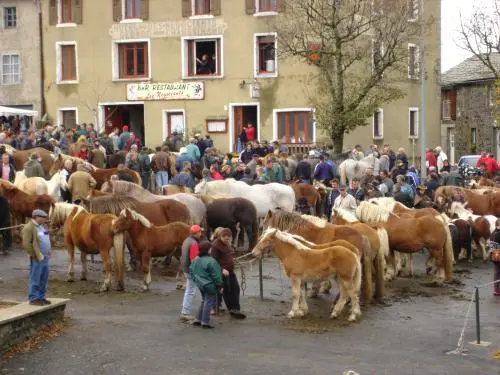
[116,283,124,292]
[287,311,297,318]
[330,312,339,319]
[99,285,110,292]
[348,314,357,322]
[142,286,150,293]
[320,289,330,295]
[67,278,75,283]
[80,276,87,281]
[307,291,319,298]
[176,283,184,290]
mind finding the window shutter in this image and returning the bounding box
[245,0,255,14]
[187,40,194,76]
[415,46,420,77]
[277,0,286,12]
[211,0,221,16]
[49,0,57,25]
[182,0,191,17]
[74,0,83,24]
[140,0,149,20]
[113,0,121,22]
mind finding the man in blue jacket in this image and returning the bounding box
[313,155,335,184]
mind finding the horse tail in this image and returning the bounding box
[340,162,347,185]
[250,214,259,249]
[375,228,389,300]
[314,190,323,217]
[353,250,363,294]
[113,232,125,291]
[442,220,454,280]
[360,236,373,303]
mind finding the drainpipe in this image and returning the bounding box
[38,0,46,121]
[419,0,427,177]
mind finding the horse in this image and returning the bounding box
[205,197,259,251]
[0,196,12,254]
[82,163,141,189]
[48,154,85,177]
[111,208,190,291]
[63,206,125,292]
[195,179,296,218]
[68,136,87,156]
[338,154,380,185]
[290,182,323,216]
[4,145,54,176]
[448,219,473,263]
[87,188,111,198]
[15,171,68,202]
[252,228,362,321]
[435,186,500,216]
[262,210,376,303]
[163,184,191,195]
[101,180,205,225]
[106,151,127,168]
[356,202,454,281]
[448,201,494,261]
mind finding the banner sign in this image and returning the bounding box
[127,82,204,101]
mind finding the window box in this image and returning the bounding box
[182,36,223,79]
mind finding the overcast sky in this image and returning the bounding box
[440,0,490,72]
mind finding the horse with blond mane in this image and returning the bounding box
[15,171,68,202]
[252,229,362,321]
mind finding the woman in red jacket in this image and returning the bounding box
[244,123,256,142]
[210,165,224,180]
[77,144,89,161]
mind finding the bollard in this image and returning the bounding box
[474,287,480,344]
[259,257,263,301]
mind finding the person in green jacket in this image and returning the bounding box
[24,153,45,178]
[190,241,223,329]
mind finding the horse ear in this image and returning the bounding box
[267,210,273,217]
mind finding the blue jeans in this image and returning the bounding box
[28,258,49,303]
[196,292,216,325]
[181,274,196,315]
[155,171,169,188]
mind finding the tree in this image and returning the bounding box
[274,0,425,153]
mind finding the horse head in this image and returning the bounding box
[252,228,277,257]
[112,208,133,233]
[194,179,206,194]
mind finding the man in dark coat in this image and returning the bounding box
[295,154,312,184]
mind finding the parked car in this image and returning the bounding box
[458,155,482,182]
[458,155,480,168]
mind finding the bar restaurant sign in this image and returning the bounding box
[127,82,204,101]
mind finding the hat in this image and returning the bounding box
[32,209,48,218]
[190,224,203,234]
[122,126,129,132]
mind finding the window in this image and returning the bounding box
[59,109,77,128]
[276,110,314,144]
[183,37,222,78]
[409,107,419,138]
[258,0,277,12]
[118,42,148,78]
[255,34,277,77]
[408,0,419,21]
[442,100,451,120]
[373,109,383,139]
[1,54,20,85]
[4,7,16,28]
[408,43,419,79]
[163,110,185,138]
[125,0,140,18]
[193,0,211,15]
[471,128,477,145]
[61,45,77,81]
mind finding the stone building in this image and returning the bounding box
[0,0,42,115]
[40,0,440,153]
[441,54,500,164]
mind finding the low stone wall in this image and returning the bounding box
[0,298,70,353]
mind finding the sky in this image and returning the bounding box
[440,0,489,72]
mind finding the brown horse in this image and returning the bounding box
[111,208,190,291]
[87,189,111,198]
[84,164,141,189]
[163,184,191,195]
[68,136,87,156]
[356,202,454,281]
[6,146,54,176]
[48,154,84,177]
[63,206,125,292]
[252,229,362,322]
[263,210,377,303]
[291,182,323,216]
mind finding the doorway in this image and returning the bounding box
[102,104,145,143]
[231,104,259,151]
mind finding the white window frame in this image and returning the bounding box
[111,38,151,82]
[56,0,77,28]
[56,41,79,84]
[408,43,420,80]
[407,0,419,22]
[189,0,214,19]
[272,108,316,144]
[372,108,383,139]
[161,109,186,141]
[57,107,79,127]
[2,6,17,29]
[120,0,143,24]
[408,107,419,139]
[181,35,224,80]
[254,0,278,17]
[254,32,278,78]
[0,52,21,85]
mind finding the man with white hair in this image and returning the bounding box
[435,146,448,172]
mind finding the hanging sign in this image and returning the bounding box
[127,82,204,101]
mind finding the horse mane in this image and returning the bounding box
[88,195,137,215]
[51,202,86,223]
[265,210,319,232]
[3,144,15,154]
[300,214,327,228]
[288,233,316,246]
[273,230,311,251]
[76,135,87,144]
[368,197,397,211]
[356,201,390,223]
[110,180,156,200]
[120,208,152,228]
[333,208,359,223]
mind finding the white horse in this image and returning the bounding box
[15,171,69,202]
[339,154,381,185]
[195,179,295,217]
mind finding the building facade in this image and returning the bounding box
[41,0,440,153]
[441,54,500,163]
[0,0,42,114]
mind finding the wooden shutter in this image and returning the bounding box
[73,0,83,24]
[245,0,255,14]
[140,0,149,20]
[49,0,58,25]
[277,0,286,12]
[187,40,194,76]
[113,0,121,22]
[182,0,191,17]
[211,0,221,16]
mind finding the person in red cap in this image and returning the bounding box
[180,224,203,321]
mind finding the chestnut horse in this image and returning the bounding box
[356,202,454,281]
[63,206,125,292]
[252,229,362,322]
[290,182,323,216]
[4,145,54,176]
[83,164,141,189]
[435,186,500,216]
[48,154,85,177]
[263,210,378,303]
[111,208,190,291]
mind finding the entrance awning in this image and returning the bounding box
[0,105,38,117]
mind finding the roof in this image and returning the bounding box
[0,105,38,117]
[441,53,500,87]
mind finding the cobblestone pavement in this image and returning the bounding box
[1,248,499,375]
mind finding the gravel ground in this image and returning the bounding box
[0,247,499,375]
